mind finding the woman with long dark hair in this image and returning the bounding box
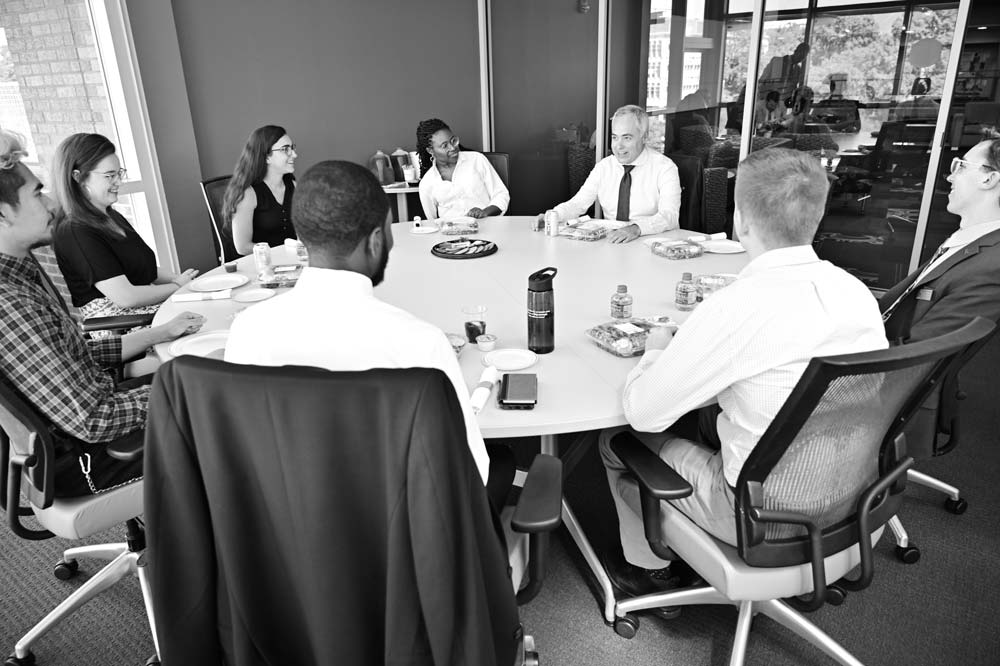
[51,133,199,321]
[415,118,508,221]
[222,125,298,255]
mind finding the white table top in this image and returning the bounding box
[154,217,749,438]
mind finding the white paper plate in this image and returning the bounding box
[188,273,249,292]
[409,223,440,235]
[482,349,537,371]
[168,331,229,359]
[233,288,275,303]
[700,239,746,254]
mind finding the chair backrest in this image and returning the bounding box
[199,175,239,265]
[483,151,511,190]
[666,152,703,232]
[144,358,521,665]
[735,317,995,568]
[0,376,57,515]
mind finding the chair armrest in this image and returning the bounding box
[611,431,693,500]
[512,454,562,534]
[106,436,144,462]
[81,312,155,333]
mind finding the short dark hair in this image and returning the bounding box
[735,148,829,246]
[765,90,781,104]
[291,160,389,253]
[0,130,29,209]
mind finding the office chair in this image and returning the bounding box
[667,152,729,236]
[483,151,511,190]
[199,175,240,265]
[888,324,997,563]
[143,358,561,665]
[0,377,158,666]
[598,318,993,666]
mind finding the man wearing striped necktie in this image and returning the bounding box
[539,105,681,243]
[881,133,1000,344]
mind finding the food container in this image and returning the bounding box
[440,218,480,235]
[694,274,731,301]
[585,316,676,357]
[446,333,467,356]
[650,240,704,260]
[476,333,498,352]
[559,220,607,242]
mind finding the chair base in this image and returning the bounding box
[908,469,960,501]
[12,544,158,661]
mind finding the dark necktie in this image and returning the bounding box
[882,243,948,322]
[616,165,635,222]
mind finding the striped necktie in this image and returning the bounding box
[882,243,948,322]
[616,165,635,222]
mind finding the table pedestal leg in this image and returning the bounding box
[397,193,409,223]
[540,433,557,456]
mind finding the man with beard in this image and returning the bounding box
[225,160,494,492]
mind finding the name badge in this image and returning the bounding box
[916,288,933,301]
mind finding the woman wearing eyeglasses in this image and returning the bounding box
[51,133,199,322]
[222,125,298,255]
[415,118,508,220]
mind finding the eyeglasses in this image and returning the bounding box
[950,157,998,175]
[270,144,296,156]
[434,136,460,150]
[98,168,127,182]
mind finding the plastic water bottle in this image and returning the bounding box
[527,267,558,354]
[675,272,697,312]
[610,284,633,319]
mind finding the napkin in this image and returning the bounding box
[686,232,727,243]
[470,365,500,414]
[171,289,232,302]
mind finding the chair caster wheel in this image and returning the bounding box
[522,651,539,666]
[825,584,847,606]
[944,497,967,515]
[53,559,79,580]
[5,651,36,666]
[895,545,920,564]
[614,614,639,639]
[145,655,161,666]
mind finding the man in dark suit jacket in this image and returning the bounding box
[881,133,1000,457]
[881,134,1000,344]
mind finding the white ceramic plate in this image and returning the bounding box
[188,273,249,292]
[409,223,440,235]
[482,349,537,371]
[168,331,229,359]
[699,239,746,254]
[233,288,275,303]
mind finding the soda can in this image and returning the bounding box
[544,211,561,237]
[253,242,273,280]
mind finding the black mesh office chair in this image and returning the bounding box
[600,318,993,665]
[199,175,239,265]
[888,324,997,562]
[144,358,560,665]
[0,377,158,666]
[483,151,511,190]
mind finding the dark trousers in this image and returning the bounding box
[53,374,151,498]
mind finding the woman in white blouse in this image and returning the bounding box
[415,118,509,220]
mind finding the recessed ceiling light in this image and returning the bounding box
[977,26,988,30]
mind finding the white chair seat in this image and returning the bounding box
[31,479,143,540]
[621,480,883,601]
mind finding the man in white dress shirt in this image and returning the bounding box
[598,148,888,606]
[225,160,495,491]
[540,104,681,243]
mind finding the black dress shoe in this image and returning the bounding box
[601,553,682,620]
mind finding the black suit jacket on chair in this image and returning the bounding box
[144,358,519,666]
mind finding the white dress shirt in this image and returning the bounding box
[224,267,490,484]
[920,218,1000,282]
[552,147,681,235]
[418,151,510,220]
[622,245,888,486]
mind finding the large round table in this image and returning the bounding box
[153,215,750,622]
[154,217,748,439]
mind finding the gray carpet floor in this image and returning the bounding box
[3,337,1000,665]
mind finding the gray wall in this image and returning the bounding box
[129,0,484,270]
[170,0,484,178]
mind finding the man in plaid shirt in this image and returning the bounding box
[0,130,204,496]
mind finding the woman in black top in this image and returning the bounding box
[51,133,200,320]
[222,125,298,255]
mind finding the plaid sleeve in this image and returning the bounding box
[0,295,147,443]
[87,336,124,369]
